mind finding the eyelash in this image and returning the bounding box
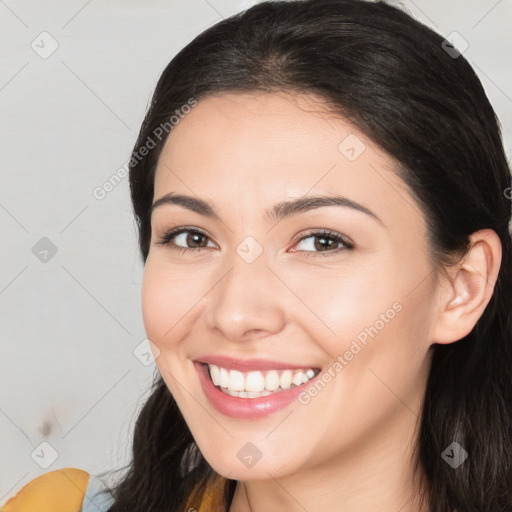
[155,227,354,257]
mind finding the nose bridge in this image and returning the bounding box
[206,243,286,341]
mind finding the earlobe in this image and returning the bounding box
[432,229,502,345]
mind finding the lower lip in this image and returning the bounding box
[195,362,317,420]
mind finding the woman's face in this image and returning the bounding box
[142,91,438,480]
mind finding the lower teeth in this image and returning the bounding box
[217,384,298,399]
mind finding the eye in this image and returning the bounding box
[155,227,354,257]
[291,229,354,257]
[155,227,216,253]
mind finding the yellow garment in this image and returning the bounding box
[1,468,89,512]
[180,473,232,512]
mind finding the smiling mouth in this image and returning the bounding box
[201,362,321,399]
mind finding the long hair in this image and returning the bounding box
[97,1,512,510]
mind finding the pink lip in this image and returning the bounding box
[196,354,316,372]
[194,361,320,420]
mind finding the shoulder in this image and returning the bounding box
[1,467,114,512]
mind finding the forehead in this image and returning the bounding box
[153,91,422,229]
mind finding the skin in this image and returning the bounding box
[141,91,501,511]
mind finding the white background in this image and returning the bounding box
[1,0,511,504]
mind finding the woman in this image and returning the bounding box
[87,0,512,510]
[4,1,510,511]
[107,0,512,510]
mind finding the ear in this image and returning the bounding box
[431,229,502,344]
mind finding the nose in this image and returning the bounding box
[205,252,287,343]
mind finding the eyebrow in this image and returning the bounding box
[151,193,382,225]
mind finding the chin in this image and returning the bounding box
[197,441,298,481]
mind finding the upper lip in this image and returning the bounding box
[196,355,319,372]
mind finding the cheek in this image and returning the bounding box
[140,255,201,349]
[141,264,168,344]
[281,259,400,345]
[284,251,433,366]
[141,257,202,403]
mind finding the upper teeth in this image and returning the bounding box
[208,364,317,393]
